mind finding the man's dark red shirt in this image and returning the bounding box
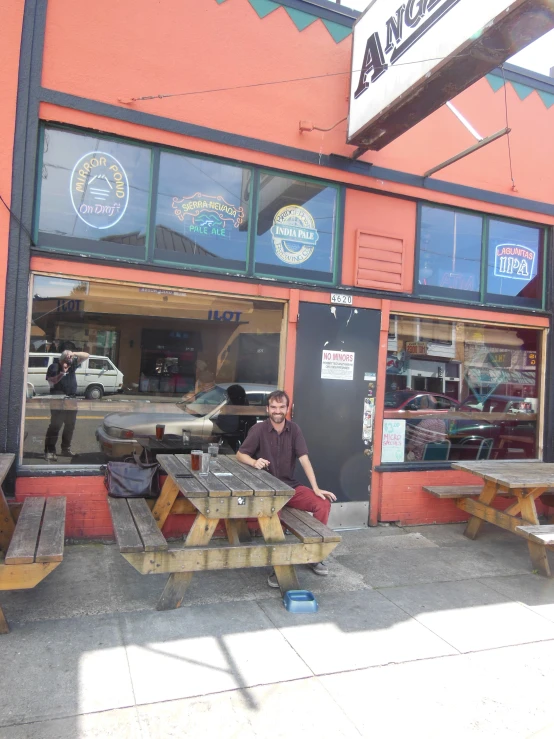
[239,419,309,487]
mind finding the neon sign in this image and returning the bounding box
[70,152,129,229]
[271,205,319,265]
[494,243,536,281]
[172,193,244,239]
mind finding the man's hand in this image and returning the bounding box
[315,488,337,502]
[253,458,270,470]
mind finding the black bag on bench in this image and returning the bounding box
[105,453,160,499]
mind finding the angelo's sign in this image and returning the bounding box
[348,0,554,150]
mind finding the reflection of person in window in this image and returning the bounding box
[406,417,448,461]
[197,368,215,392]
[182,359,215,401]
[44,350,89,462]
[218,384,249,451]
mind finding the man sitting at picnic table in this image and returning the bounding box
[237,389,336,587]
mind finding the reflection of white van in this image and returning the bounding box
[27,354,124,399]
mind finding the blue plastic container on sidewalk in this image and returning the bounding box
[283,590,318,613]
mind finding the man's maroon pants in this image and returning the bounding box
[285,485,331,525]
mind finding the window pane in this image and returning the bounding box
[486,219,542,305]
[418,206,482,294]
[254,174,337,281]
[25,276,284,466]
[38,128,151,256]
[88,359,111,370]
[154,152,250,270]
[28,356,49,368]
[383,316,540,464]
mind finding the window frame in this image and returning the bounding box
[33,124,342,287]
[483,213,547,309]
[152,147,255,276]
[253,168,342,285]
[414,202,547,310]
[34,126,155,264]
[379,312,544,470]
[22,271,289,470]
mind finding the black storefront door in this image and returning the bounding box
[292,302,380,525]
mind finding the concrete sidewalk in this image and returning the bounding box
[2,523,554,738]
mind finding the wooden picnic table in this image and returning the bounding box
[451,460,554,576]
[111,454,341,609]
[0,453,66,632]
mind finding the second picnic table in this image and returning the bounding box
[109,453,341,610]
[451,460,554,577]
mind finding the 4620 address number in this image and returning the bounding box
[330,293,353,306]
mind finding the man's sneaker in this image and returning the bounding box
[61,448,75,457]
[44,452,57,462]
[310,561,329,576]
[267,571,280,588]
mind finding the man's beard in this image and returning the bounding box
[269,412,285,423]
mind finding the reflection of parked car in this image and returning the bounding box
[96,383,276,459]
[384,391,460,417]
[27,353,124,399]
[457,394,537,456]
[460,394,537,415]
[384,390,536,459]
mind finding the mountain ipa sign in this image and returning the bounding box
[494,244,536,281]
[172,193,244,239]
[348,0,554,149]
[70,152,129,229]
[271,205,319,266]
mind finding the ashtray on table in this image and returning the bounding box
[283,590,318,613]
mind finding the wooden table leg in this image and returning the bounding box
[0,604,9,634]
[258,514,299,594]
[0,486,15,554]
[463,480,498,540]
[151,477,180,529]
[235,520,252,543]
[225,520,241,546]
[517,490,551,577]
[156,513,219,610]
[225,520,252,546]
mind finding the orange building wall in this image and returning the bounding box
[376,469,543,526]
[342,190,417,290]
[0,0,25,355]
[40,0,554,207]
[15,475,209,539]
[41,0,350,159]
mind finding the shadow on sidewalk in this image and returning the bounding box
[1,525,554,737]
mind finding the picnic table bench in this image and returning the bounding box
[0,453,66,633]
[108,453,341,610]
[423,485,513,499]
[423,485,485,499]
[515,525,554,546]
